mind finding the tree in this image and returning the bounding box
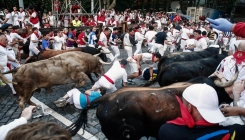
[105,0,117,9]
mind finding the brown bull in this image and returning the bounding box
[1,51,108,110]
[68,82,193,140]
[37,48,82,60]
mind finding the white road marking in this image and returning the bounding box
[31,97,98,140]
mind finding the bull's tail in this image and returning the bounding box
[67,106,90,136]
[0,73,10,83]
[67,95,108,136]
[2,67,19,74]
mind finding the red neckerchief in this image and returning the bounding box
[167,95,218,128]
[121,64,125,68]
[152,53,154,62]
[0,43,6,48]
[196,36,203,41]
[12,30,17,33]
[33,32,39,38]
[233,51,245,64]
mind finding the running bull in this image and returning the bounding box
[37,47,110,83]
[67,76,238,140]
[157,54,227,87]
[158,47,225,72]
[1,51,110,110]
[142,47,226,87]
[37,47,108,62]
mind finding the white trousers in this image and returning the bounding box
[111,45,120,59]
[134,42,142,56]
[2,67,16,94]
[180,39,187,50]
[92,76,117,94]
[66,88,82,109]
[124,46,133,57]
[150,43,166,56]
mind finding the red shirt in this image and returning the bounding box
[97,15,105,22]
[89,21,96,26]
[77,32,86,45]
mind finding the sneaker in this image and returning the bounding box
[54,97,67,107]
[127,79,133,82]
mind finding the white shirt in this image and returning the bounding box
[53,36,65,50]
[5,13,13,24]
[140,53,157,68]
[218,56,245,108]
[18,11,26,21]
[105,61,127,82]
[0,117,27,140]
[181,28,190,40]
[99,32,107,47]
[166,32,175,42]
[145,30,157,43]
[62,33,68,40]
[6,46,16,60]
[0,46,8,67]
[11,11,19,21]
[135,32,145,43]
[29,33,39,48]
[194,38,208,51]
[48,15,55,26]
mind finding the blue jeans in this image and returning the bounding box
[1,23,12,29]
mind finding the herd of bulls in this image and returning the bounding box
[0,47,238,139]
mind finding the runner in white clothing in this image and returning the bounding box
[23,27,41,64]
[0,33,17,95]
[98,27,114,61]
[11,7,20,26]
[53,30,66,50]
[91,59,128,94]
[144,26,157,51]
[134,26,145,55]
[180,24,191,51]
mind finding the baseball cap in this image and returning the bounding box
[182,84,225,123]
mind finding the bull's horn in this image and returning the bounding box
[101,50,111,54]
[214,65,239,87]
[218,46,222,54]
[208,73,216,78]
[99,58,112,65]
[0,73,11,84]
[93,52,102,57]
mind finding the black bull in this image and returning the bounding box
[158,47,225,72]
[157,54,226,87]
[67,79,232,140]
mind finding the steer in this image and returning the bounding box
[1,51,109,110]
[157,54,226,87]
